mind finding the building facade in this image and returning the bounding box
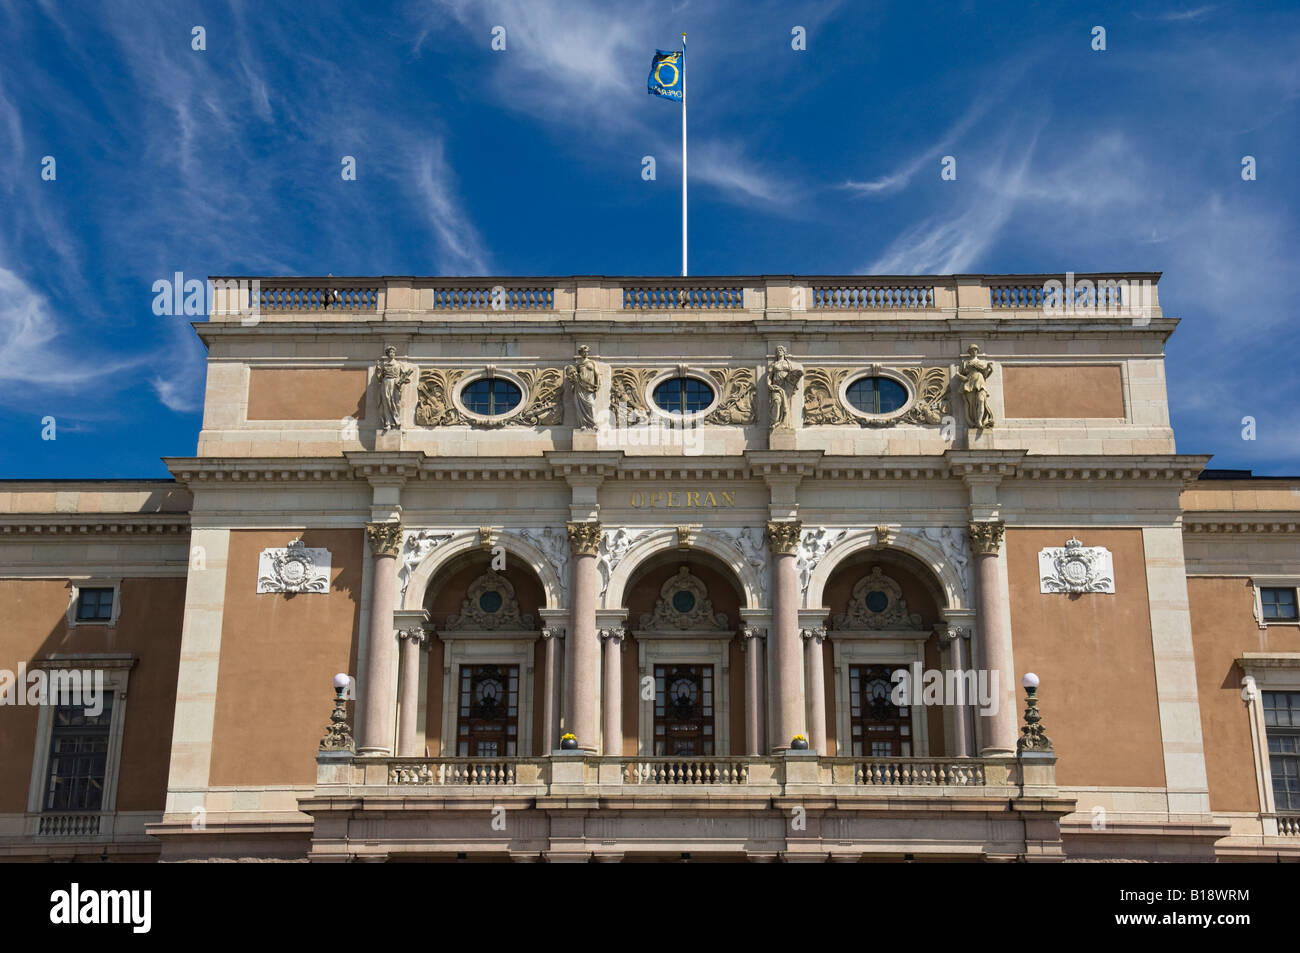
[1,274,1297,862]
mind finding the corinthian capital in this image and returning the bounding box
[968,520,1005,555]
[566,520,602,556]
[765,520,803,555]
[366,520,404,557]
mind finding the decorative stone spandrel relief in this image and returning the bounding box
[954,344,995,431]
[1039,538,1115,594]
[507,527,570,601]
[597,527,652,599]
[796,526,846,596]
[609,368,657,426]
[398,529,457,599]
[375,346,415,433]
[714,526,768,604]
[704,368,756,425]
[802,366,951,427]
[258,538,331,593]
[414,367,563,428]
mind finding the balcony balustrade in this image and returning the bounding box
[208,274,1161,322]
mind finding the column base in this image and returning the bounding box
[357,746,393,758]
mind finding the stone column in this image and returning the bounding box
[360,521,402,756]
[741,625,766,756]
[801,626,827,754]
[936,623,972,758]
[970,521,1016,756]
[600,627,624,756]
[566,521,602,753]
[396,626,428,757]
[767,520,804,751]
[540,627,564,752]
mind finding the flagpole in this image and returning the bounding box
[681,32,687,278]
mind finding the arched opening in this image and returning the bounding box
[620,550,747,757]
[820,548,952,758]
[421,550,546,757]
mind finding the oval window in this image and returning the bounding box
[652,376,714,415]
[846,376,908,415]
[672,589,697,613]
[478,590,503,613]
[463,378,523,416]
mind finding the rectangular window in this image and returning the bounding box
[75,587,115,622]
[456,665,518,757]
[1264,691,1300,812]
[653,664,714,756]
[848,665,911,758]
[1261,587,1299,622]
[44,692,115,811]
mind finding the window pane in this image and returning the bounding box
[1262,587,1299,621]
[77,588,114,621]
[45,691,114,812]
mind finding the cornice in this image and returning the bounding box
[0,516,191,537]
[1183,514,1300,535]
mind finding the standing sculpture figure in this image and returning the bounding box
[376,346,413,433]
[767,345,804,432]
[566,345,601,430]
[954,344,995,431]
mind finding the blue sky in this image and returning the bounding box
[1,0,1297,478]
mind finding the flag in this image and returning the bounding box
[648,49,683,101]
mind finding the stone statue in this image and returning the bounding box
[565,345,601,430]
[954,344,995,431]
[767,345,804,432]
[376,346,413,433]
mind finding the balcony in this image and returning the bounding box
[299,751,1073,862]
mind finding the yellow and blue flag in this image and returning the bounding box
[648,49,683,101]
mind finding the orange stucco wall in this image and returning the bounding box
[0,577,185,813]
[246,368,367,421]
[1188,576,1300,813]
[208,529,362,786]
[1003,364,1125,418]
[1007,528,1165,787]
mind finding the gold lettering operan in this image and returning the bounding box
[631,489,738,508]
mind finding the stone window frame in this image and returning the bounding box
[25,655,136,831]
[451,366,531,425]
[64,577,123,629]
[830,636,931,759]
[838,367,915,426]
[1237,654,1300,820]
[438,637,537,757]
[1249,576,1300,630]
[644,366,721,425]
[634,633,732,757]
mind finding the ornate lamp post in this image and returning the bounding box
[1016,672,1053,752]
[319,673,355,752]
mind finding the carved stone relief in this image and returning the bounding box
[257,538,331,593]
[803,365,951,427]
[399,529,458,600]
[1038,538,1115,594]
[597,527,652,599]
[609,368,658,426]
[413,367,564,428]
[444,569,535,631]
[506,527,569,601]
[639,566,729,631]
[797,526,846,596]
[713,526,768,604]
[833,567,923,630]
[704,368,756,424]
